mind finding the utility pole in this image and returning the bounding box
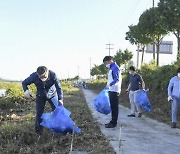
[152,0,156,60]
[136,44,140,69]
[90,57,92,80]
[77,66,80,78]
[106,41,114,56]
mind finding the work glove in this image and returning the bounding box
[24,90,32,98]
[168,96,173,102]
[105,84,110,89]
[59,100,63,105]
[125,88,129,93]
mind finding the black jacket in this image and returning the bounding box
[22,70,63,100]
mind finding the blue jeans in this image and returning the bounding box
[172,97,180,123]
[35,95,56,134]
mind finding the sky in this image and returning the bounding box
[0,0,176,81]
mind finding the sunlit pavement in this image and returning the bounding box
[82,89,180,154]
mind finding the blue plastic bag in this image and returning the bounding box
[40,97,81,134]
[94,89,111,115]
[136,89,152,112]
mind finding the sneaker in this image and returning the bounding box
[171,122,176,128]
[105,122,110,127]
[127,114,135,117]
[105,123,117,128]
[138,113,142,118]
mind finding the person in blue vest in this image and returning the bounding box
[103,56,122,128]
[168,67,180,128]
[126,66,145,118]
[22,66,63,135]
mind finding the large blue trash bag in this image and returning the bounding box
[40,97,81,134]
[136,89,152,112]
[94,89,111,115]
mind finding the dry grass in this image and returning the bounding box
[0,85,115,154]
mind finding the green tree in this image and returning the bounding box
[113,49,133,71]
[139,7,168,66]
[125,24,152,65]
[158,0,180,60]
[91,64,108,78]
[91,65,101,76]
[98,64,108,75]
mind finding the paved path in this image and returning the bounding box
[82,89,180,154]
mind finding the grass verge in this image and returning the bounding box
[0,83,114,154]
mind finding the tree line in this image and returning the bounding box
[126,0,180,66]
[90,49,133,77]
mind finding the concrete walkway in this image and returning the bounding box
[82,89,180,154]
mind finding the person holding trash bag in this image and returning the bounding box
[168,67,180,128]
[22,66,63,135]
[103,56,122,128]
[126,66,145,118]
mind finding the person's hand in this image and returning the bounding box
[59,100,63,105]
[105,85,110,89]
[125,88,129,93]
[168,96,173,102]
[24,90,32,98]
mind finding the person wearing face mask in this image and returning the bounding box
[126,66,145,118]
[22,66,63,135]
[168,67,180,128]
[103,56,122,128]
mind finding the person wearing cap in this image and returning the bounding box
[168,67,180,128]
[126,66,145,118]
[103,56,122,128]
[22,66,63,135]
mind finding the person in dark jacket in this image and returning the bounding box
[22,66,63,135]
[126,66,145,118]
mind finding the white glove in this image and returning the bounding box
[168,96,173,102]
[106,84,110,89]
[24,90,32,98]
[59,100,63,105]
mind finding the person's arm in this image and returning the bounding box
[139,75,145,90]
[126,83,131,92]
[141,78,145,90]
[54,74,63,102]
[22,73,35,92]
[109,68,119,86]
[168,78,173,97]
[22,73,35,98]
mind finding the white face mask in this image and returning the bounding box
[106,64,110,68]
[178,73,180,78]
[129,71,132,75]
[39,71,49,82]
[41,77,48,82]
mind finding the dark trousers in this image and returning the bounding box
[108,91,119,125]
[35,96,56,134]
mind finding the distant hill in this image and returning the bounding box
[0,78,5,81]
[0,78,13,82]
